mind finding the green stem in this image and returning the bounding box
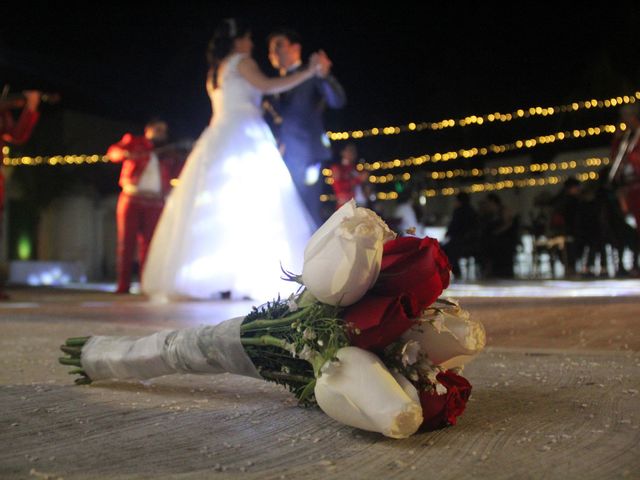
[240,335,289,350]
[311,355,329,378]
[240,319,293,333]
[65,337,91,347]
[240,307,309,333]
[297,377,317,402]
[296,289,317,308]
[59,357,82,367]
[260,370,315,385]
[60,345,82,356]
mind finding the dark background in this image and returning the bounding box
[1,1,639,198]
[3,2,638,135]
[1,1,638,261]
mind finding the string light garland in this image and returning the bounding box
[2,154,110,167]
[0,150,606,203]
[4,92,630,169]
[327,92,640,141]
[6,121,616,171]
[320,171,600,202]
[417,171,599,199]
[321,123,621,178]
[353,157,609,185]
[2,92,630,171]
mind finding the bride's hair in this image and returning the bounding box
[207,18,251,88]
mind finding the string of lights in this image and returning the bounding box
[326,91,640,141]
[321,123,621,177]
[346,157,609,186]
[0,149,606,203]
[2,151,110,167]
[4,120,615,170]
[320,171,600,202]
[3,118,623,170]
[417,171,599,199]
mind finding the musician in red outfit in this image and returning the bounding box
[108,119,185,294]
[0,90,41,299]
[610,104,640,235]
[330,143,367,209]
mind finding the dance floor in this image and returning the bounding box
[448,278,640,298]
[46,277,640,298]
[1,282,638,479]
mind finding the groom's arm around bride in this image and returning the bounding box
[264,28,347,229]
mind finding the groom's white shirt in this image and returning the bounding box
[281,61,303,76]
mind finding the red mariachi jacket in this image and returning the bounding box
[107,133,182,196]
[611,130,640,183]
[331,163,364,197]
[0,108,41,210]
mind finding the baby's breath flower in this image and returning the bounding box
[299,344,314,361]
[400,340,420,367]
[285,342,297,357]
[435,382,448,395]
[302,328,316,341]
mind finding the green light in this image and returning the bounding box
[17,234,32,260]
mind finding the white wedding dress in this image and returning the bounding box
[142,53,313,301]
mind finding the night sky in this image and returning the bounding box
[2,2,639,158]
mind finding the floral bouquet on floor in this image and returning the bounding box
[59,200,486,439]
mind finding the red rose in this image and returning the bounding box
[373,236,451,311]
[345,294,417,351]
[419,371,472,431]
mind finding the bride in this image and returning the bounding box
[142,18,321,302]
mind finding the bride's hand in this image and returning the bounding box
[316,50,332,78]
[308,52,322,76]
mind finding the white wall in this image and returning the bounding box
[37,193,118,281]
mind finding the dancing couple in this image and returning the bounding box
[134,18,346,302]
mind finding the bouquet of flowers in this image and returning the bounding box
[59,200,485,439]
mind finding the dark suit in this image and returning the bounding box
[265,66,346,228]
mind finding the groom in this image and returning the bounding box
[265,28,346,229]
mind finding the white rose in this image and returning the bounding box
[401,298,486,370]
[302,200,395,306]
[390,370,421,402]
[314,346,423,439]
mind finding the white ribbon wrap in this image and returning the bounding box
[81,317,261,381]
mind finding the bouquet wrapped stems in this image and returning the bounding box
[59,200,486,439]
[59,295,347,398]
[59,337,91,384]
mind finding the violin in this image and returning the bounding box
[120,139,194,160]
[0,92,61,111]
[154,139,194,155]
